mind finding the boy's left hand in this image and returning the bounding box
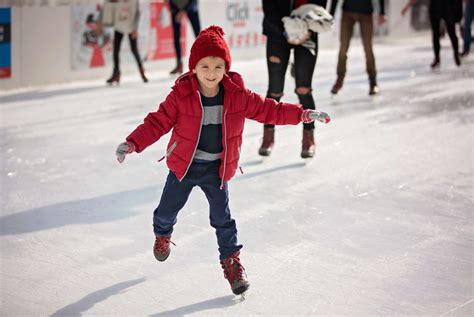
[301,110,331,124]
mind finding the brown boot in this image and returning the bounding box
[330,76,344,95]
[258,127,275,156]
[301,129,315,158]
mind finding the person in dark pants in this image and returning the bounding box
[115,26,331,295]
[402,0,463,68]
[101,0,148,85]
[329,0,386,96]
[461,0,474,57]
[169,0,201,74]
[259,0,328,159]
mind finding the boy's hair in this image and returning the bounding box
[188,25,231,72]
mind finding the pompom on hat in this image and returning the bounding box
[188,25,231,72]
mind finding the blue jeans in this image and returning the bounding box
[153,160,242,260]
[463,0,474,53]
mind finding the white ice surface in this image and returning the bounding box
[1,34,473,316]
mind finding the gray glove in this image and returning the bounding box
[116,141,135,163]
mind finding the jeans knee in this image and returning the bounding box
[295,87,312,95]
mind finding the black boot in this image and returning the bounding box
[139,65,149,83]
[430,57,440,69]
[170,62,183,75]
[369,77,379,96]
[106,70,120,85]
[454,52,461,66]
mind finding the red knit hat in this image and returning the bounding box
[188,25,231,72]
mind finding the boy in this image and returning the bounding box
[115,26,330,295]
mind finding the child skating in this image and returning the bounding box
[115,26,330,295]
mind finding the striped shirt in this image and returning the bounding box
[193,85,224,162]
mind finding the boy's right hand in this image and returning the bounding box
[116,141,135,163]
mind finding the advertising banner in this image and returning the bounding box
[224,0,265,49]
[0,7,11,78]
[147,1,185,61]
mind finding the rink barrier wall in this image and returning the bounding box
[0,0,413,91]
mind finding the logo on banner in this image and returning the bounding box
[227,2,249,28]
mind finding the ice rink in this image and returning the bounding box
[1,34,473,316]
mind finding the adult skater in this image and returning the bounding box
[402,0,463,68]
[329,0,386,96]
[168,0,201,75]
[101,0,148,84]
[259,0,329,159]
[115,26,330,295]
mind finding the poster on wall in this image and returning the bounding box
[147,1,185,60]
[224,0,265,49]
[71,4,113,70]
[0,7,11,79]
[71,2,148,70]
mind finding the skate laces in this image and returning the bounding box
[221,254,245,283]
[154,236,175,253]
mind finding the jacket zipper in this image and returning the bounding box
[180,91,204,182]
[220,109,228,190]
[158,141,177,162]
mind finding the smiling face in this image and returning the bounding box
[192,56,226,97]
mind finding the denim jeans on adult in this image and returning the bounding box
[265,37,318,130]
[153,160,242,260]
[172,3,201,64]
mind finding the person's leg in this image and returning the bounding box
[128,33,148,82]
[153,171,193,236]
[332,11,356,94]
[359,13,379,95]
[430,8,442,67]
[187,3,202,37]
[170,11,183,73]
[198,162,242,260]
[294,40,317,158]
[107,30,123,84]
[112,30,123,73]
[294,42,317,158]
[462,0,473,55]
[258,39,291,156]
[444,16,461,65]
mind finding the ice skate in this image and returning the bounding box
[301,129,315,159]
[106,70,121,85]
[153,235,175,262]
[330,76,344,95]
[221,252,250,295]
[258,127,275,157]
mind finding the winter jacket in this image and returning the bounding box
[262,0,328,43]
[102,0,140,34]
[126,71,304,185]
[329,0,385,16]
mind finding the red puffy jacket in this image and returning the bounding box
[126,71,303,186]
